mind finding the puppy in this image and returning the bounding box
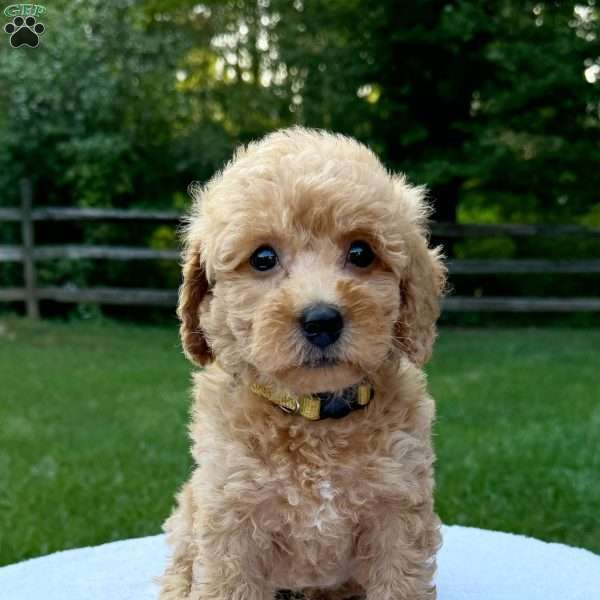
[159,127,446,600]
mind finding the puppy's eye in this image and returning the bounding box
[346,240,375,268]
[250,245,278,271]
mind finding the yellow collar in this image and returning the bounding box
[249,382,374,421]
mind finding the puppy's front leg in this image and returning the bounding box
[356,506,440,600]
[192,559,273,600]
[189,510,276,600]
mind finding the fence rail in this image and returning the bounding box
[1,179,599,316]
[432,222,600,238]
[0,245,180,261]
[0,207,181,222]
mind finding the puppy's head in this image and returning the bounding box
[178,128,445,394]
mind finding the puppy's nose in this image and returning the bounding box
[300,304,343,348]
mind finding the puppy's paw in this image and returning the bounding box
[366,585,435,600]
[301,583,365,600]
[275,591,306,600]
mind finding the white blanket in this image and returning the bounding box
[1,526,598,599]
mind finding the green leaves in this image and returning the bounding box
[0,0,598,301]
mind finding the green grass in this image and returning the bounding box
[431,327,600,553]
[0,317,598,566]
[0,317,191,566]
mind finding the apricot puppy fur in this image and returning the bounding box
[159,127,446,600]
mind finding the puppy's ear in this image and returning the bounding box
[392,177,447,367]
[177,247,213,366]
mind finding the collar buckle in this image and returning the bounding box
[279,397,300,415]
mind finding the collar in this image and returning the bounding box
[249,381,374,421]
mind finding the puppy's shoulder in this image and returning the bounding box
[372,358,436,440]
[191,362,231,399]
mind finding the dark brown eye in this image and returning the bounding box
[250,245,278,271]
[346,240,375,268]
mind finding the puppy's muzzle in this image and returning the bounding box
[299,303,343,348]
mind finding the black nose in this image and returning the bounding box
[300,304,343,348]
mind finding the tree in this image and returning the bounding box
[0,0,190,207]
[270,0,599,226]
[1,0,598,310]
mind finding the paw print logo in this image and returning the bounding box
[4,15,45,48]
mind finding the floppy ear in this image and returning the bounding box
[392,178,447,367]
[177,247,213,366]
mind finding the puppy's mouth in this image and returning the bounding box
[302,356,340,369]
[271,351,363,395]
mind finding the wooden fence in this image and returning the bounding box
[2,179,600,317]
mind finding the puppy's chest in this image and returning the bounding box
[272,471,349,535]
[251,437,376,537]
[252,453,364,588]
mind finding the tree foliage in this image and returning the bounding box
[1,0,597,219]
[0,1,598,310]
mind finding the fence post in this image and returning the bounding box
[20,178,39,319]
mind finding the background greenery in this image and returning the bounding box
[0,1,599,313]
[1,317,598,566]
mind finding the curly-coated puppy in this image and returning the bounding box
[159,127,446,600]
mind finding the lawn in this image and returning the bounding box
[0,317,598,566]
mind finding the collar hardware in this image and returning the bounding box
[250,382,373,421]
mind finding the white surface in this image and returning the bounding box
[1,525,598,600]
